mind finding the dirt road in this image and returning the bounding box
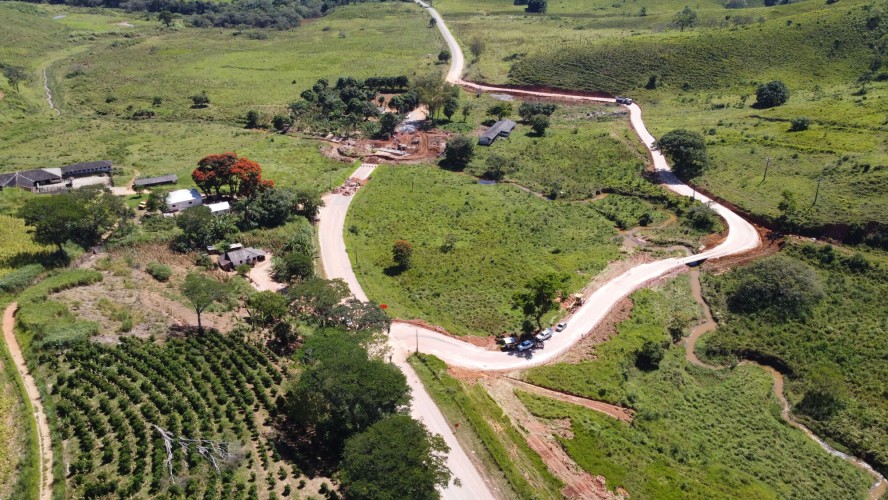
[2,304,54,500]
[317,165,496,500]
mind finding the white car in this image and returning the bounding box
[555,322,567,332]
[536,328,553,341]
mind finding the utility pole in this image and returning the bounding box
[813,176,822,206]
[762,156,771,183]
[415,329,419,353]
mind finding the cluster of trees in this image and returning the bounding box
[517,101,557,135]
[19,0,408,29]
[2,64,27,92]
[514,0,547,13]
[727,256,824,319]
[18,186,129,252]
[163,153,321,251]
[280,331,452,497]
[512,272,569,330]
[288,77,391,137]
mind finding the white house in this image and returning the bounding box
[206,201,231,216]
[165,188,203,212]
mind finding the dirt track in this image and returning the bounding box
[2,303,53,500]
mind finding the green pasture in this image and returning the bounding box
[522,275,873,498]
[345,165,620,336]
[700,243,888,475]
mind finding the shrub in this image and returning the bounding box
[755,80,789,108]
[0,264,44,293]
[443,135,474,168]
[235,263,252,276]
[727,256,824,318]
[789,117,811,132]
[146,262,172,282]
[635,340,665,370]
[683,202,719,231]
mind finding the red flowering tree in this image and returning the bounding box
[193,152,272,198]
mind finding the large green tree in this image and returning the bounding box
[288,278,351,326]
[340,414,452,500]
[245,291,288,328]
[18,186,127,251]
[443,134,475,168]
[755,80,790,108]
[181,272,231,331]
[512,273,569,329]
[673,6,697,31]
[283,332,409,459]
[2,65,28,92]
[654,129,709,180]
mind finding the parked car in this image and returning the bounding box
[501,337,517,350]
[536,328,553,342]
[615,96,633,105]
[517,339,535,352]
[137,201,147,210]
[555,322,567,332]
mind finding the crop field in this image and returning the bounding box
[700,243,888,476]
[33,331,293,498]
[522,276,873,498]
[346,165,620,336]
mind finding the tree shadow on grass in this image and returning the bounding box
[383,265,406,277]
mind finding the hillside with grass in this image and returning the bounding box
[700,244,888,476]
[345,165,621,336]
[524,276,873,498]
[509,1,888,240]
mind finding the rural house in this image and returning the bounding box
[165,188,203,212]
[0,168,64,192]
[206,201,231,216]
[478,119,516,146]
[218,247,266,271]
[133,174,178,188]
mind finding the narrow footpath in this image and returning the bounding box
[2,303,54,500]
[684,270,887,499]
[43,69,59,116]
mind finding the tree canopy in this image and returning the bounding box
[283,331,409,460]
[192,152,274,198]
[655,129,709,180]
[443,134,475,168]
[181,272,231,331]
[340,414,452,500]
[18,186,128,251]
[727,255,824,318]
[755,80,790,108]
[673,6,698,31]
[512,273,569,329]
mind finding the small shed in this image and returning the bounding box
[206,201,231,216]
[165,188,203,212]
[133,174,178,188]
[478,119,517,146]
[218,247,266,271]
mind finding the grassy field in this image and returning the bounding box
[345,165,620,336]
[0,0,442,211]
[0,216,53,278]
[452,96,657,200]
[700,243,888,476]
[432,0,888,233]
[522,276,873,498]
[409,353,562,498]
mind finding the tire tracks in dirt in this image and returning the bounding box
[684,270,887,499]
[2,303,54,500]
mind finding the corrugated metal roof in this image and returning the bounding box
[166,188,202,205]
[134,174,178,186]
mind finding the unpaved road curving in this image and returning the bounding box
[2,304,54,500]
[684,271,887,499]
[318,166,498,500]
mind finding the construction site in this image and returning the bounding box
[321,121,450,164]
